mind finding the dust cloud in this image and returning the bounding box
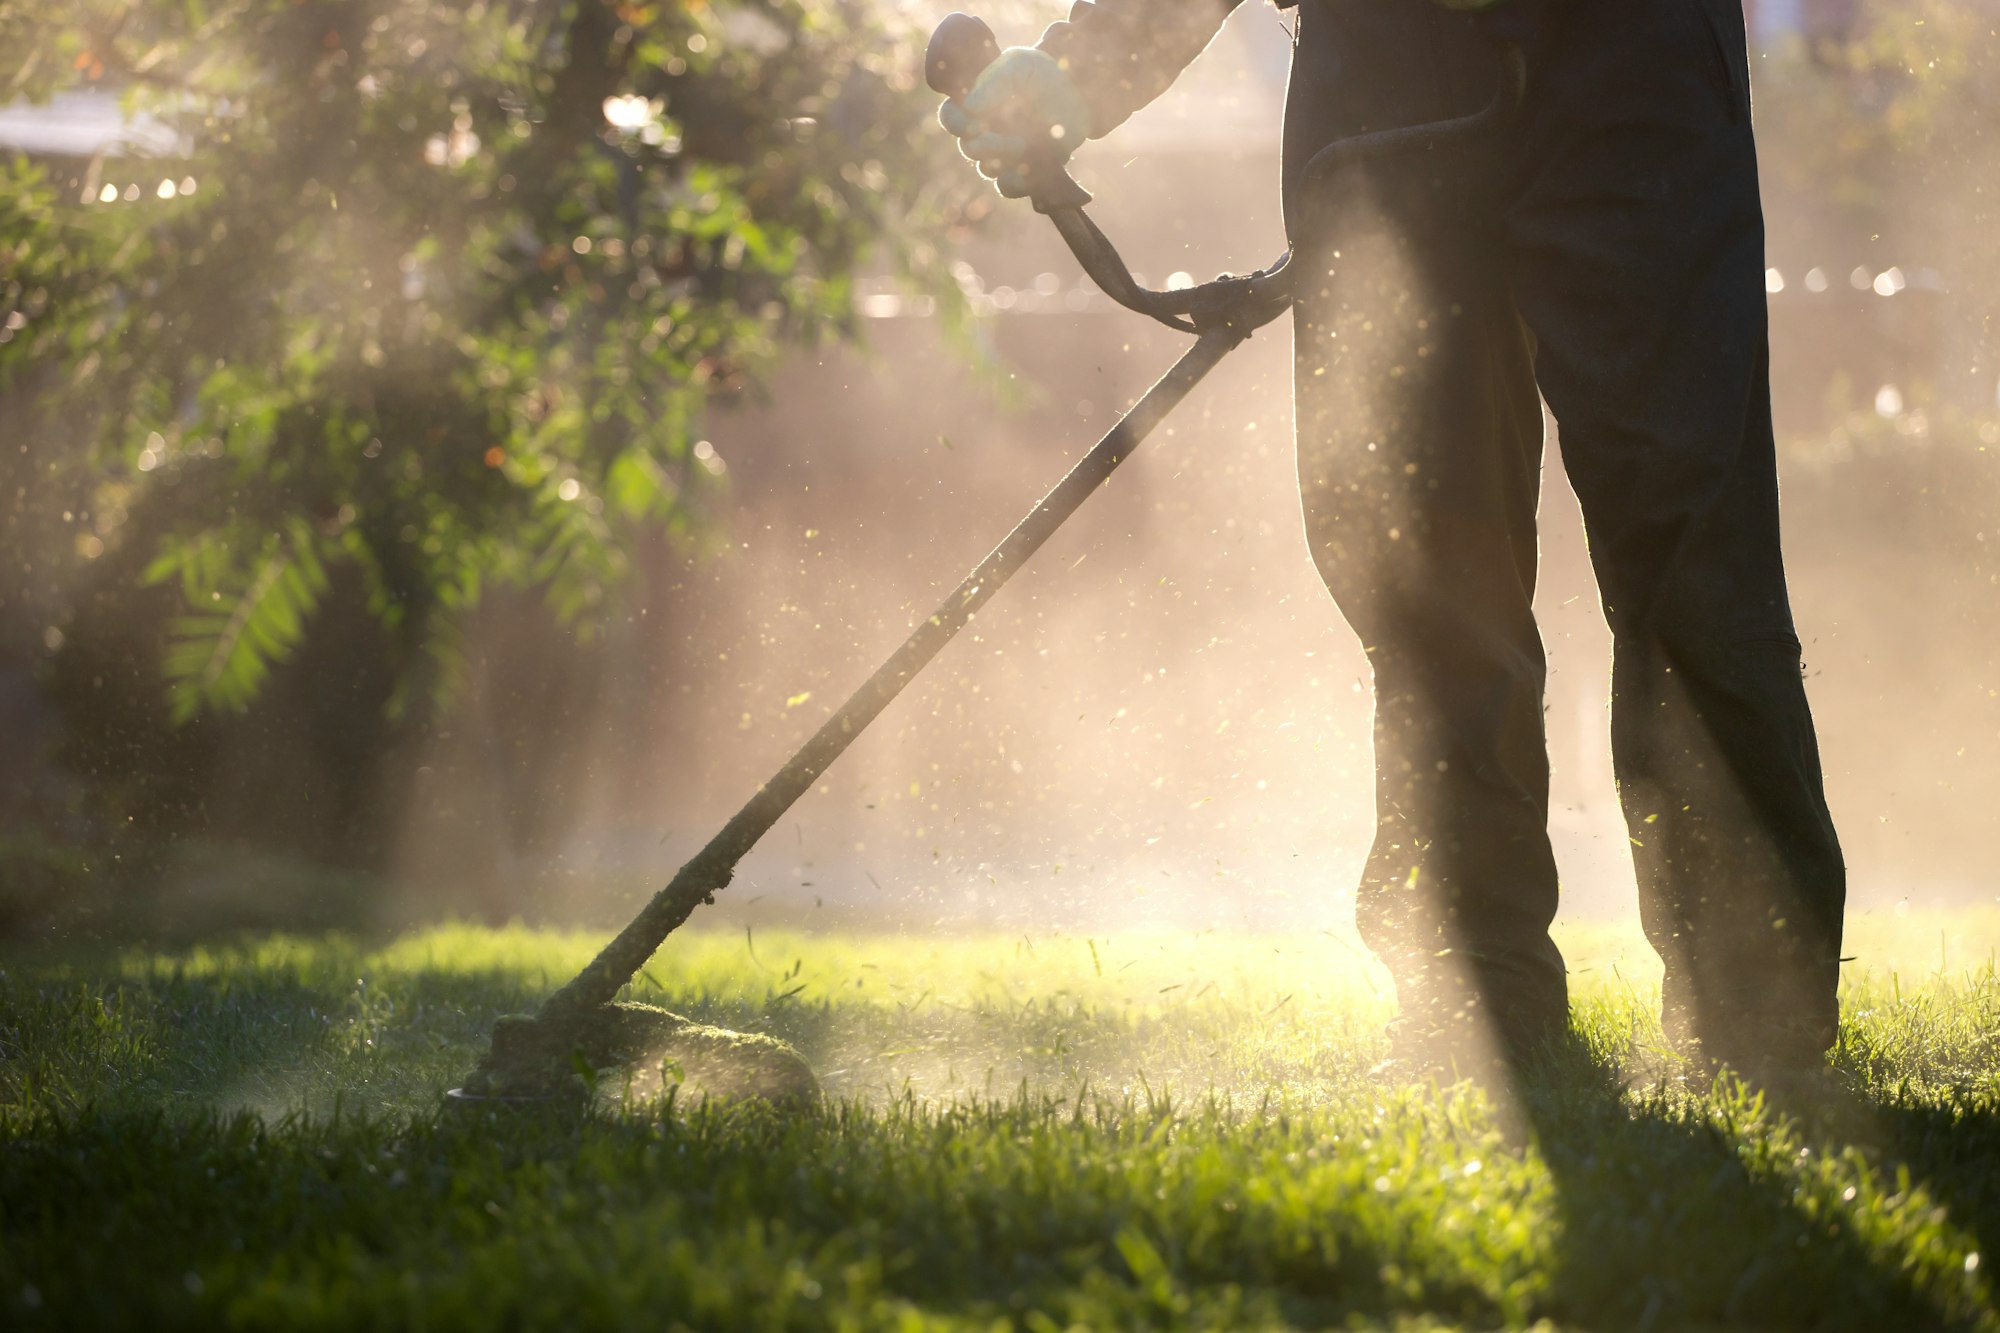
[395,3,1996,943]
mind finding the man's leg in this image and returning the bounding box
[1503,0,1845,1069]
[1284,0,1567,1060]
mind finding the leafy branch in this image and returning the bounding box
[148,523,330,724]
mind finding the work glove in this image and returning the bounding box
[936,46,1094,200]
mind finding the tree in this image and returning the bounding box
[0,0,968,912]
[1752,0,1998,414]
[0,0,963,890]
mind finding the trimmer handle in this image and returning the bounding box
[924,12,1093,214]
[923,11,1001,101]
[924,13,1520,340]
[922,9,1280,337]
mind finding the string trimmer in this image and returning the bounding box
[447,14,1523,1111]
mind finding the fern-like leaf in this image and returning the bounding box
[159,527,329,724]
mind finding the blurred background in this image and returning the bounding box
[1,0,1994,945]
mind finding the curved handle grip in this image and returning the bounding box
[924,11,1002,101]
[924,11,1092,214]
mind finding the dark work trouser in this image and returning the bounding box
[1282,0,1845,1057]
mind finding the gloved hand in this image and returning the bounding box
[936,46,1093,200]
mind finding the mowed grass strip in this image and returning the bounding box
[3,917,1999,1330]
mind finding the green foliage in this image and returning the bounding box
[1755,1,1999,273]
[0,0,964,722]
[5,922,2000,1328]
[147,517,331,722]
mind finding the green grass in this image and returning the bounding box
[5,914,2000,1330]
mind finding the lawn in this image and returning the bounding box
[5,914,2000,1330]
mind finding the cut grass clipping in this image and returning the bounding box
[5,913,2000,1329]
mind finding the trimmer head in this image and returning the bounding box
[451,1000,820,1111]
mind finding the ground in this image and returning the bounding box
[4,914,2000,1330]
